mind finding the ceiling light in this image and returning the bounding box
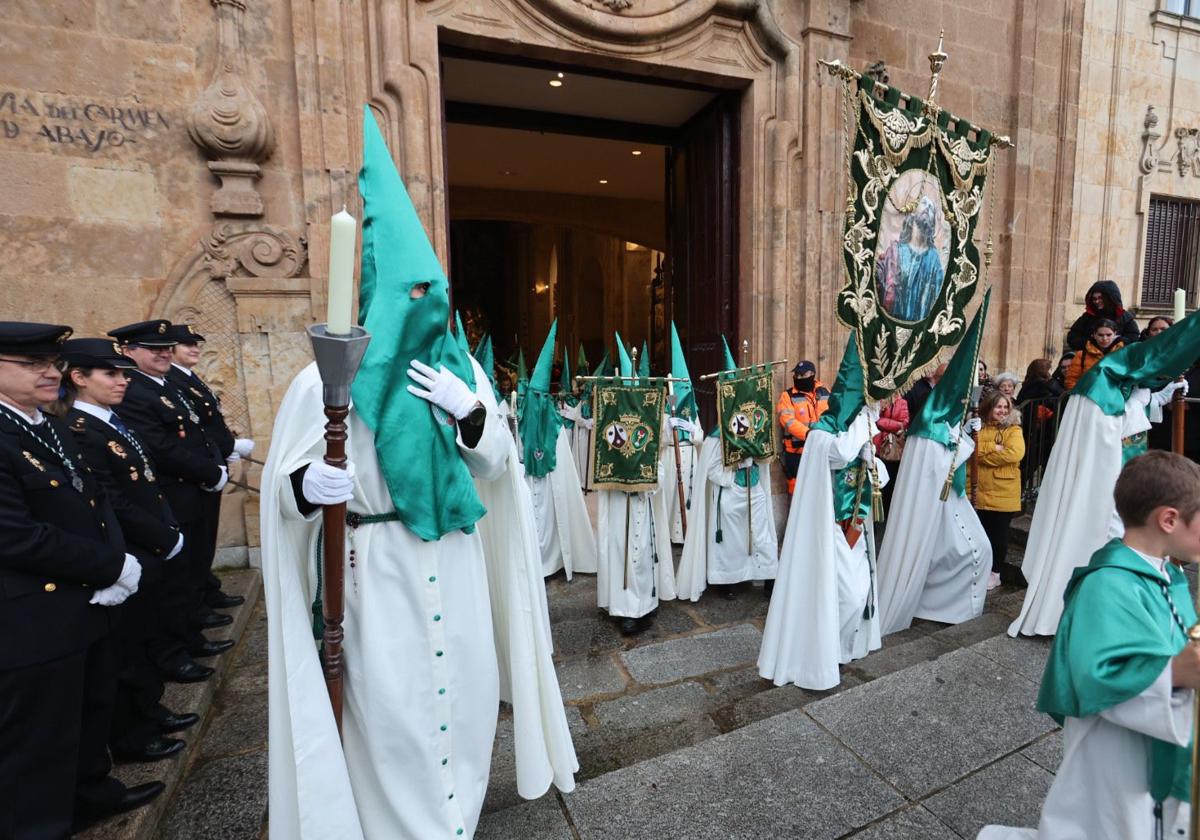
[557,72,564,78]
[502,170,515,176]
[549,79,563,88]
[631,150,642,156]
[598,179,608,184]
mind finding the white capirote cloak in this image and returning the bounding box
[1008,393,1137,637]
[876,428,991,635]
[562,403,595,492]
[676,436,779,602]
[523,426,597,579]
[758,413,886,691]
[660,431,699,545]
[979,557,1193,840]
[595,455,677,619]
[262,358,576,840]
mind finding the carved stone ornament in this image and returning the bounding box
[201,223,308,281]
[1177,127,1200,178]
[187,0,276,218]
[1140,105,1161,175]
[865,60,890,87]
[573,0,634,11]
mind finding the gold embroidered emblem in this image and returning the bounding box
[71,416,86,432]
[157,323,166,334]
[22,450,46,471]
[107,441,128,459]
[160,396,176,409]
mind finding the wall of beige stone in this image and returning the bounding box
[1069,0,1200,324]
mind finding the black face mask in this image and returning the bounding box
[795,377,815,393]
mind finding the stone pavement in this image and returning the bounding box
[121,534,1060,840]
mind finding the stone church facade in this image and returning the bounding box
[2,0,1198,558]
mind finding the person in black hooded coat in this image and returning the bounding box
[1065,280,1141,351]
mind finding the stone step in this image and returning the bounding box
[77,568,263,840]
[479,627,1059,840]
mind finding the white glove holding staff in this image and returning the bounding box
[965,416,983,434]
[302,461,356,506]
[407,360,478,420]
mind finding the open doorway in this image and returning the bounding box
[442,49,742,425]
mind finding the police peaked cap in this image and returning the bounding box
[108,320,176,347]
[61,338,138,370]
[165,323,205,344]
[0,321,72,356]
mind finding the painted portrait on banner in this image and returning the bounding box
[873,170,951,323]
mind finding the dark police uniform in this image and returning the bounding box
[0,323,161,838]
[61,339,191,761]
[165,324,242,611]
[108,322,229,642]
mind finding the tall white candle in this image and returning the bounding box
[326,208,357,335]
[1174,287,1186,324]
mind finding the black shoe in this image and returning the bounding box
[72,781,166,833]
[999,563,1027,589]
[113,736,185,764]
[191,609,233,629]
[206,591,245,609]
[763,580,775,599]
[160,712,200,734]
[618,617,640,636]
[636,614,655,631]
[188,638,235,658]
[160,660,214,684]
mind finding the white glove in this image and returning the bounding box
[226,452,241,464]
[578,417,594,430]
[206,465,228,493]
[965,416,983,434]
[166,532,184,560]
[669,417,689,430]
[302,460,356,505]
[90,584,131,607]
[738,457,754,469]
[233,438,255,458]
[406,360,479,420]
[1155,379,1189,403]
[559,407,575,421]
[110,553,142,595]
[859,442,874,462]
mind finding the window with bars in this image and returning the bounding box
[1164,0,1198,17]
[1141,195,1200,307]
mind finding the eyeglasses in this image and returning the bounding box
[128,344,175,355]
[0,357,68,374]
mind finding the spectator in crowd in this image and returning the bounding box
[903,362,946,419]
[1066,280,1140,351]
[1051,351,1074,390]
[968,390,1026,590]
[1064,319,1125,390]
[872,393,910,517]
[993,372,1019,400]
[977,359,993,393]
[1016,359,1063,404]
[776,360,828,495]
[1141,315,1173,341]
[1016,358,1064,480]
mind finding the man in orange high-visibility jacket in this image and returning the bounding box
[776,360,828,494]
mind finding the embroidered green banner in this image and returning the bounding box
[591,383,664,492]
[716,368,777,467]
[832,70,1002,402]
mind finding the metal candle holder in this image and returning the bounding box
[307,323,371,737]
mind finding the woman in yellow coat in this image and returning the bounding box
[968,390,1026,590]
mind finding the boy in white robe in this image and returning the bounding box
[979,450,1200,840]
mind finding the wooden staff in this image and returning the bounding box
[1172,381,1186,455]
[741,340,753,553]
[667,391,688,535]
[319,403,349,736]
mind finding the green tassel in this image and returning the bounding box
[312,599,325,641]
[715,528,723,544]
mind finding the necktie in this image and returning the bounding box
[110,412,130,436]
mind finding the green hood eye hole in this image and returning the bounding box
[409,282,432,299]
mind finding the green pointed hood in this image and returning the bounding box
[517,348,528,385]
[669,322,698,432]
[721,336,737,371]
[521,320,560,477]
[579,349,610,420]
[1074,307,1200,415]
[812,334,866,435]
[910,289,991,446]
[453,311,469,356]
[559,345,574,396]
[638,340,651,379]
[351,106,483,541]
[473,333,500,403]
[577,344,588,373]
[616,332,634,380]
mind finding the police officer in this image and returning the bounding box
[0,322,163,837]
[167,323,250,611]
[59,339,202,762]
[108,320,228,681]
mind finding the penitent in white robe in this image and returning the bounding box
[676,436,778,601]
[758,413,885,691]
[660,434,699,544]
[595,458,677,619]
[523,427,597,580]
[261,359,576,840]
[563,404,595,492]
[1008,393,1137,638]
[978,561,1193,840]
[876,429,991,635]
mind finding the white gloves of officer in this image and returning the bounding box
[205,465,229,493]
[302,461,356,506]
[965,416,983,434]
[166,532,184,560]
[90,554,142,607]
[228,438,255,463]
[407,360,478,420]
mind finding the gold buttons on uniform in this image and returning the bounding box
[44,583,56,592]
[49,479,59,488]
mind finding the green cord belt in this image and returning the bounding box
[311,510,401,640]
